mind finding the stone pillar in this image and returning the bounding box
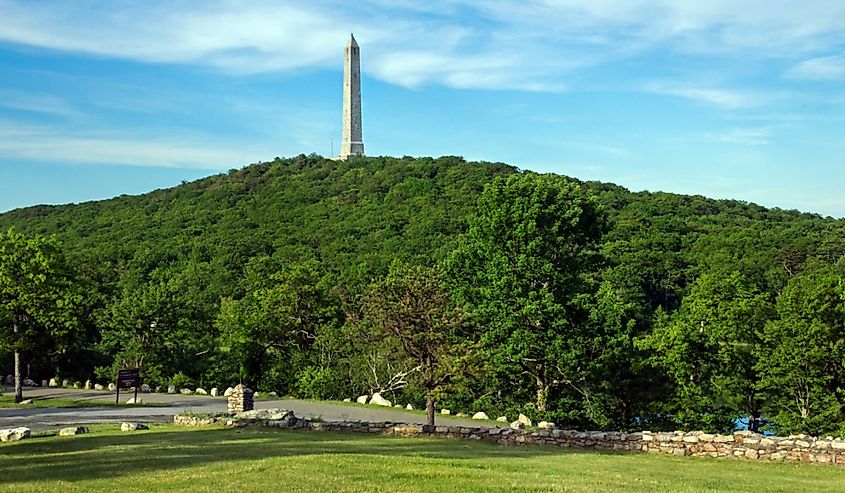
[227,384,254,414]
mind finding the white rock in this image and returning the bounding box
[180,388,193,395]
[223,387,235,397]
[235,409,294,421]
[441,409,451,415]
[140,384,151,392]
[195,388,207,395]
[342,398,352,402]
[369,392,392,407]
[0,427,31,442]
[517,413,532,427]
[538,421,555,430]
[210,388,219,397]
[108,383,117,391]
[48,378,58,388]
[155,386,163,393]
[267,391,278,397]
[94,384,104,390]
[472,412,490,420]
[394,404,402,408]
[18,399,33,405]
[59,426,88,436]
[510,420,526,430]
[406,404,414,410]
[120,422,149,431]
[167,385,177,394]
[253,392,261,398]
[62,379,70,387]
[126,397,143,404]
[356,395,369,404]
[83,380,92,390]
[496,416,508,422]
[456,412,466,417]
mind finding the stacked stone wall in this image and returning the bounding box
[172,414,845,466]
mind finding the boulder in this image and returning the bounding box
[538,421,555,430]
[140,384,151,393]
[62,379,70,387]
[120,422,149,431]
[126,397,143,404]
[195,388,207,395]
[267,391,278,397]
[167,385,177,394]
[496,416,508,422]
[342,398,352,402]
[94,384,104,390]
[394,404,402,408]
[23,378,36,386]
[83,380,92,390]
[369,392,392,407]
[441,409,451,415]
[510,420,526,430]
[472,412,490,420]
[48,378,59,388]
[235,409,294,421]
[108,383,117,391]
[223,387,235,397]
[18,399,33,405]
[253,392,261,399]
[155,386,163,393]
[0,427,31,442]
[406,404,414,410]
[180,388,193,395]
[59,426,88,437]
[517,413,532,427]
[356,395,369,404]
[72,382,80,389]
[456,413,466,417]
[210,388,219,397]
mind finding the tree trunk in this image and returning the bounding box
[425,395,435,431]
[535,364,547,412]
[13,322,22,403]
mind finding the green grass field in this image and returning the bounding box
[1,425,843,492]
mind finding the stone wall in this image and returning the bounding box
[172,414,845,466]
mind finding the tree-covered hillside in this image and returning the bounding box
[2,154,844,435]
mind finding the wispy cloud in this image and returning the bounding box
[1,1,843,92]
[787,55,845,80]
[0,121,271,169]
[703,127,771,145]
[0,89,81,117]
[644,83,763,109]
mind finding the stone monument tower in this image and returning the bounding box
[340,33,364,159]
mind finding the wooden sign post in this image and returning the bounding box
[116,368,141,404]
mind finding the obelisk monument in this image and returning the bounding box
[340,33,364,159]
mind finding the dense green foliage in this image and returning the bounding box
[2,154,845,435]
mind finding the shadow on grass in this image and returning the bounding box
[0,427,576,485]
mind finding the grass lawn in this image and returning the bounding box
[0,395,171,409]
[1,425,844,492]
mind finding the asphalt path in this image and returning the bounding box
[1,387,493,432]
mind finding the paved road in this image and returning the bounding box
[1,387,491,432]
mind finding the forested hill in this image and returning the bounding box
[2,154,841,303]
[3,154,845,435]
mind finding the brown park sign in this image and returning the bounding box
[115,368,141,404]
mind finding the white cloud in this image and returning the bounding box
[703,127,771,145]
[787,55,845,80]
[644,83,763,109]
[0,89,81,117]
[0,121,270,169]
[0,0,843,92]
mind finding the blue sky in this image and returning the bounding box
[1,1,844,216]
